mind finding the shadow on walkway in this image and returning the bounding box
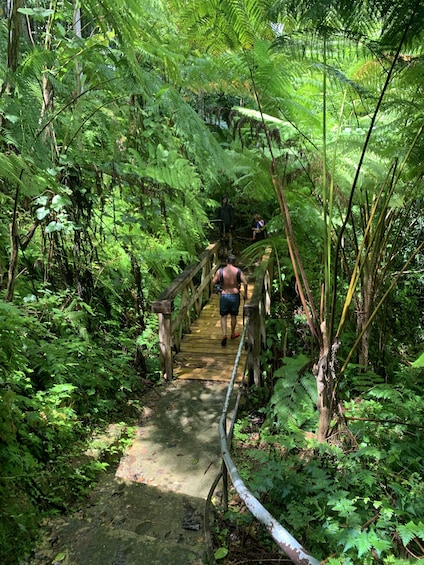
[29,380,235,565]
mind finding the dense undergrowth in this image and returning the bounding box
[0,292,158,565]
[2,3,424,565]
[215,350,424,564]
[2,274,423,565]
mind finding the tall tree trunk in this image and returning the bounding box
[6,0,20,72]
[358,274,373,368]
[3,1,21,300]
[39,3,60,157]
[0,0,20,114]
[357,246,378,369]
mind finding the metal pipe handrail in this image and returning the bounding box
[218,316,321,565]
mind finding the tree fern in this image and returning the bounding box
[269,354,317,431]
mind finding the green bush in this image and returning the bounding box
[233,358,424,563]
[0,294,144,564]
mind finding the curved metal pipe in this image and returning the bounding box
[218,320,321,565]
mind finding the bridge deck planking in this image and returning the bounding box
[174,293,249,382]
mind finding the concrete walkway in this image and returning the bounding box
[111,378,235,564]
[116,379,232,499]
[29,380,235,565]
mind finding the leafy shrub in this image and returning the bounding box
[0,294,144,564]
[232,358,424,563]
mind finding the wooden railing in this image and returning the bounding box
[244,247,273,386]
[151,241,220,380]
[151,242,273,382]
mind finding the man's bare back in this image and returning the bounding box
[212,255,248,346]
[221,264,245,294]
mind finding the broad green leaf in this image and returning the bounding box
[214,547,228,560]
[412,352,424,368]
[18,7,54,18]
[51,194,72,211]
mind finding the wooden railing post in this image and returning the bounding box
[151,241,220,380]
[151,242,272,382]
[201,256,210,305]
[245,302,262,386]
[152,299,173,381]
[243,247,273,387]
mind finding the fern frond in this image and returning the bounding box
[270,354,317,430]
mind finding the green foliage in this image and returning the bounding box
[340,364,385,399]
[412,352,424,368]
[1,1,424,564]
[267,354,317,435]
[0,294,143,564]
[214,546,229,560]
[0,3,228,558]
[233,362,424,563]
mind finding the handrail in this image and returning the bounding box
[151,241,220,379]
[217,318,321,565]
[150,241,273,381]
[151,242,318,562]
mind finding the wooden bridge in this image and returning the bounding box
[151,241,273,385]
[150,241,322,565]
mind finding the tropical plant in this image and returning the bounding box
[1,0,423,562]
[172,0,424,440]
[230,349,424,562]
[0,1,236,562]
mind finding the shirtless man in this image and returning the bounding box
[212,254,248,346]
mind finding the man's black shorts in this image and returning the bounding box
[220,293,240,316]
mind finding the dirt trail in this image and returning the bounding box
[27,379,235,565]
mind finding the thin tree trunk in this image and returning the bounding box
[6,222,19,301]
[6,0,20,72]
[358,289,372,368]
[3,2,22,300]
[314,321,341,442]
[358,249,378,368]
[6,188,20,301]
[0,0,20,107]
